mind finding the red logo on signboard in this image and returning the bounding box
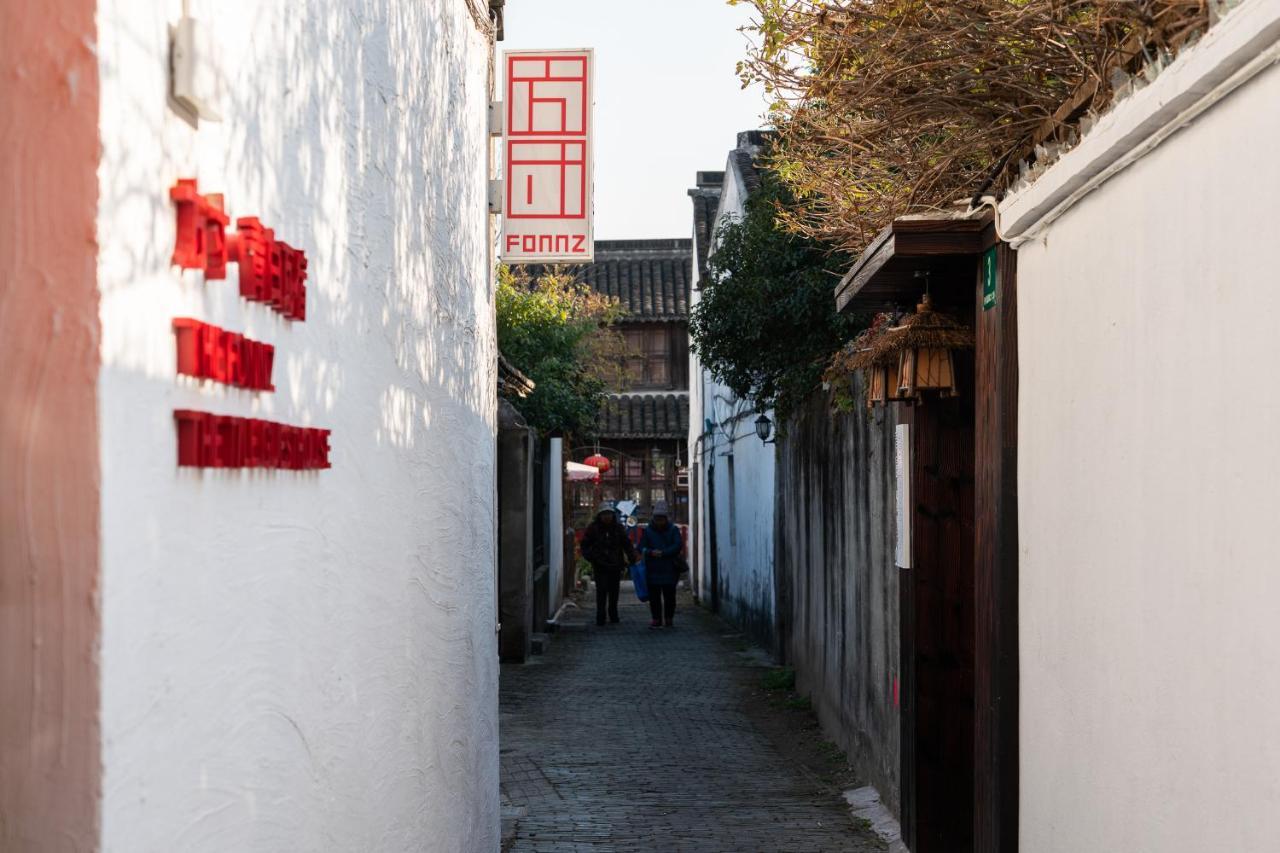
[507,141,587,220]
[507,55,588,136]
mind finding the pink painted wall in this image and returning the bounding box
[0,2,102,850]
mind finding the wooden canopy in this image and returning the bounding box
[834,214,991,312]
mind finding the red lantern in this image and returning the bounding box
[583,453,611,473]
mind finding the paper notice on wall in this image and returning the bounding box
[895,424,911,569]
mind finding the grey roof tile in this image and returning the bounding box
[518,239,692,321]
[595,393,690,439]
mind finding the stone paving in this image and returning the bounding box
[500,586,883,853]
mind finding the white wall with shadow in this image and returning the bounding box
[95,2,499,850]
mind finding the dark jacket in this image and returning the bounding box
[639,523,683,587]
[581,519,637,573]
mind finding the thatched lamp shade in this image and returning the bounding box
[868,294,974,402]
[834,312,910,409]
[866,355,904,407]
[898,345,958,397]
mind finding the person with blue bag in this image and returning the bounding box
[638,501,684,629]
[631,552,650,603]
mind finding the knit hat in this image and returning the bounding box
[596,502,616,517]
[651,500,671,518]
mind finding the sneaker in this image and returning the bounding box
[596,618,606,626]
[664,620,674,628]
[649,620,661,630]
[610,617,620,624]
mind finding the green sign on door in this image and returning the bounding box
[982,247,998,311]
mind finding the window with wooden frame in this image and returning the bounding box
[623,326,671,389]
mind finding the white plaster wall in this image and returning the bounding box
[693,154,777,638]
[1013,58,1280,853]
[688,272,712,599]
[95,2,499,851]
[707,405,777,634]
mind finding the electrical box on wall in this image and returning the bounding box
[171,15,222,123]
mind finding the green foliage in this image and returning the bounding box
[689,171,864,419]
[496,265,626,436]
[760,666,797,692]
[784,694,814,712]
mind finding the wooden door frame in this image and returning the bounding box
[835,214,1020,852]
[973,231,1020,852]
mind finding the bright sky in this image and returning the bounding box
[502,0,769,240]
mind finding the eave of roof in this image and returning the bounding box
[834,213,993,313]
[595,392,690,439]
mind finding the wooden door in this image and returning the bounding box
[902,354,977,853]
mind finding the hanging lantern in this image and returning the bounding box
[583,452,611,473]
[842,312,909,409]
[867,357,904,407]
[877,294,974,401]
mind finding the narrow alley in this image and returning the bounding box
[499,590,883,853]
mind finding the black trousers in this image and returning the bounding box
[648,583,677,623]
[595,567,621,623]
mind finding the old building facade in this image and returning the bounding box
[687,133,779,647]
[528,239,693,528]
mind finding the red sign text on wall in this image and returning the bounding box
[174,411,331,470]
[173,318,276,391]
[170,180,308,321]
[170,179,330,471]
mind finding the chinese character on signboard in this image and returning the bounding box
[501,49,594,263]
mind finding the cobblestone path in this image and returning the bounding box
[500,589,882,853]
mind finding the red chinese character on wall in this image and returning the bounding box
[170,179,229,276]
[170,181,309,321]
[168,180,328,471]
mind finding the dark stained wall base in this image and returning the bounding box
[776,381,901,817]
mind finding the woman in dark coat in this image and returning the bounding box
[580,503,638,626]
[638,501,684,629]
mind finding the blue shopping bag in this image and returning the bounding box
[631,560,649,602]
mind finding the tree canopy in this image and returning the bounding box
[689,170,863,420]
[496,265,626,436]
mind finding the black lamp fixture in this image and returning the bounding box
[754,413,775,445]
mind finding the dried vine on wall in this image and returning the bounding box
[734,0,1209,254]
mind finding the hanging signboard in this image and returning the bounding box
[500,49,594,264]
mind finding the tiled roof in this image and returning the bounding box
[595,393,690,439]
[730,150,763,196]
[688,172,723,286]
[521,239,693,321]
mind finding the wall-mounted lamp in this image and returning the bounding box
[755,413,775,445]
